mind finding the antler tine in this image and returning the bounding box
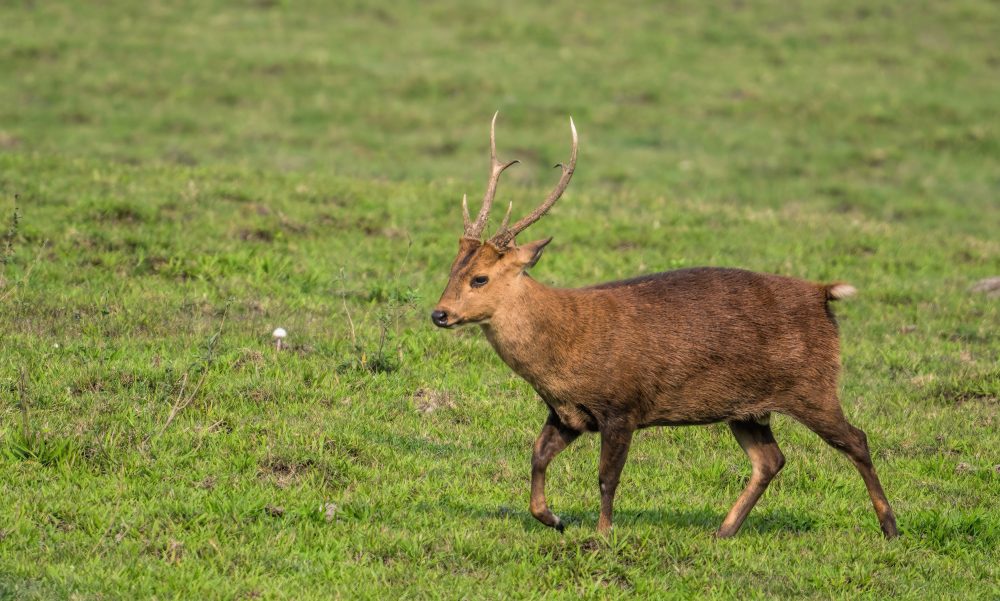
[462,194,471,231]
[464,111,520,240]
[490,117,578,248]
[498,201,513,232]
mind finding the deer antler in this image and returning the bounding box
[490,117,578,249]
[463,111,519,240]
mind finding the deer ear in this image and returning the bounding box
[514,237,552,269]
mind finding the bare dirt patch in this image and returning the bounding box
[970,276,1000,298]
[259,457,316,489]
[412,388,455,414]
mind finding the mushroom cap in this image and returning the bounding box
[272,327,287,338]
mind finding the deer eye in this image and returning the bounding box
[470,275,489,288]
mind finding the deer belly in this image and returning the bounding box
[547,401,600,432]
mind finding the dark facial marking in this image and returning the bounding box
[452,247,477,274]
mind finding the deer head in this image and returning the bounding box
[431,113,578,328]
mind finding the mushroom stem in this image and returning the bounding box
[272,327,288,352]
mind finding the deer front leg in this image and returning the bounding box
[530,410,581,532]
[597,427,634,533]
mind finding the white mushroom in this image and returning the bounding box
[272,327,287,351]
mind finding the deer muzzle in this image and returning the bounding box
[430,309,451,328]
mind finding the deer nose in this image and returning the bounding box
[431,310,449,327]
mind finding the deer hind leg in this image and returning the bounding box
[789,401,899,539]
[716,417,786,538]
[530,410,581,532]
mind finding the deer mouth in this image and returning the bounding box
[431,311,482,329]
[436,317,473,329]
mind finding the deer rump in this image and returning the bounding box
[484,267,844,433]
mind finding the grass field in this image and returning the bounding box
[1,0,999,598]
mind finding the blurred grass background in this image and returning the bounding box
[1,0,998,598]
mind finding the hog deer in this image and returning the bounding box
[432,113,898,539]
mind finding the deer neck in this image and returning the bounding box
[480,275,581,392]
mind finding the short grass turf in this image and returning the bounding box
[1,0,999,598]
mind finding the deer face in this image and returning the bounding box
[431,112,576,328]
[432,237,551,328]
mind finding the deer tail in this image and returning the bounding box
[822,282,857,301]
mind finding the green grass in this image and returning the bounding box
[1,0,998,598]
